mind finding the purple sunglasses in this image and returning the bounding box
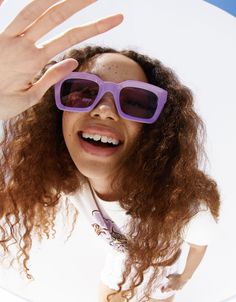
[54,72,168,124]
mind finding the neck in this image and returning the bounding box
[88,177,120,201]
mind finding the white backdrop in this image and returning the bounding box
[0,1,236,301]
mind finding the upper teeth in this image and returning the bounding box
[82,132,120,145]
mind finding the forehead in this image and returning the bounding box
[83,53,148,83]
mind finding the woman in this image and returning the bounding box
[0,1,220,302]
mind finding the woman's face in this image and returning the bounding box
[62,53,148,181]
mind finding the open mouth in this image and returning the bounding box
[78,131,122,149]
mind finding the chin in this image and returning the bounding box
[74,161,116,180]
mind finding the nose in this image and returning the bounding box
[90,92,119,121]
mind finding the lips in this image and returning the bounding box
[78,134,122,157]
[77,123,124,157]
[79,124,124,144]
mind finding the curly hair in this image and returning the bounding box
[0,46,220,301]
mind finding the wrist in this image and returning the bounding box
[180,273,192,282]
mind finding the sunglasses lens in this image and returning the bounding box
[60,79,99,108]
[120,87,158,119]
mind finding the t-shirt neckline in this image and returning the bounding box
[89,184,122,210]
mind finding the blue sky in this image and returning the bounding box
[204,0,236,17]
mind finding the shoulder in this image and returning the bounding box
[182,203,218,246]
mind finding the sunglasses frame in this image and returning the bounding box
[54,72,168,124]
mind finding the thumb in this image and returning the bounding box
[29,58,78,106]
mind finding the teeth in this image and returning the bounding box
[82,132,120,146]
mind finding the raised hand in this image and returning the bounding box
[0,0,123,120]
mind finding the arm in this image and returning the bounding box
[161,243,207,292]
[181,243,207,280]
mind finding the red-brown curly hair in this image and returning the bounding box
[0,46,220,301]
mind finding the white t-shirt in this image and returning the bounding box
[63,183,218,297]
[65,182,218,250]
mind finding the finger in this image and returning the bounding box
[0,0,4,6]
[161,286,172,293]
[23,0,97,42]
[28,58,78,106]
[40,14,124,59]
[4,0,62,36]
[167,274,174,279]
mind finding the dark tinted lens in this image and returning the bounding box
[120,87,158,119]
[60,79,99,108]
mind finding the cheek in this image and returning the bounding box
[62,112,78,146]
[62,111,82,138]
[62,112,71,140]
[128,122,143,143]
